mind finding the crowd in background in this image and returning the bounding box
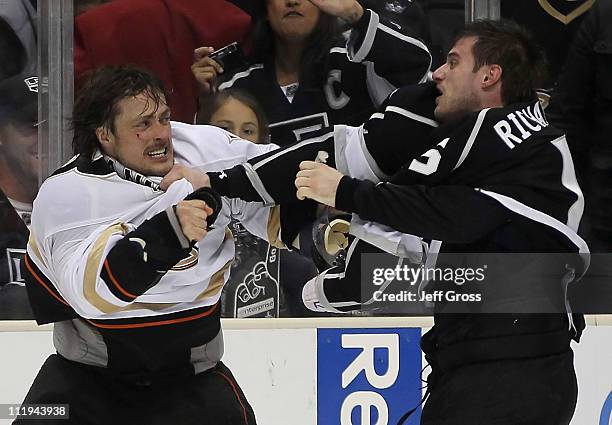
[0,0,609,319]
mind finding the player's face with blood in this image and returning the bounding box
[432,36,482,123]
[209,97,262,143]
[102,92,174,176]
[266,0,321,44]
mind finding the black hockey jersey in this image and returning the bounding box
[210,85,589,347]
[217,8,431,146]
[335,99,588,347]
[341,99,586,254]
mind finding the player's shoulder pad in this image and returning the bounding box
[171,121,276,170]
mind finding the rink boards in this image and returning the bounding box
[0,317,610,425]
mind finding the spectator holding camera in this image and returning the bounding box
[193,0,431,146]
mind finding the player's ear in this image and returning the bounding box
[96,126,112,145]
[482,64,502,88]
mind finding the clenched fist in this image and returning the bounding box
[175,199,214,243]
[295,160,344,207]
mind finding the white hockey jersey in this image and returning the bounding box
[26,122,277,323]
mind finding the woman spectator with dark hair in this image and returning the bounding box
[193,0,431,146]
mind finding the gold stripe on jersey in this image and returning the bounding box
[537,0,594,24]
[195,258,233,301]
[171,247,199,271]
[28,233,44,265]
[84,223,233,313]
[84,223,132,313]
[193,229,233,300]
[267,206,286,249]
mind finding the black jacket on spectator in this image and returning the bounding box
[217,8,431,146]
[501,0,593,89]
[0,189,33,319]
[548,0,612,251]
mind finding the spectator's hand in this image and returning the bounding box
[175,199,214,243]
[309,0,363,23]
[191,46,224,94]
[295,161,344,207]
[161,164,211,191]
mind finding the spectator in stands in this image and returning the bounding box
[549,0,612,247]
[197,89,270,144]
[413,0,464,68]
[0,74,37,221]
[74,0,252,123]
[199,88,318,317]
[0,73,38,319]
[0,0,36,76]
[0,17,27,80]
[0,3,37,319]
[192,0,431,146]
[548,0,612,313]
[501,0,593,90]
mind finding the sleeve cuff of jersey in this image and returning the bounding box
[348,9,378,63]
[127,210,191,270]
[335,176,362,213]
[209,165,248,199]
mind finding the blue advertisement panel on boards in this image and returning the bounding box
[317,328,423,425]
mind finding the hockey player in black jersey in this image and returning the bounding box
[185,20,587,425]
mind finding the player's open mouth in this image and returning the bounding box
[284,11,303,18]
[435,87,443,104]
[147,147,168,158]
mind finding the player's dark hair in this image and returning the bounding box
[455,19,548,105]
[71,65,169,162]
[197,88,270,144]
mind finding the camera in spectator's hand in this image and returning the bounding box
[209,42,247,74]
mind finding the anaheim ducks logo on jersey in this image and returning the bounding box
[171,247,199,271]
[537,0,594,24]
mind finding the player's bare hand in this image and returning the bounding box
[308,0,363,23]
[161,164,211,191]
[295,161,344,207]
[192,47,224,94]
[175,199,214,243]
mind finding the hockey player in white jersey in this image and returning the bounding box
[19,66,281,425]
